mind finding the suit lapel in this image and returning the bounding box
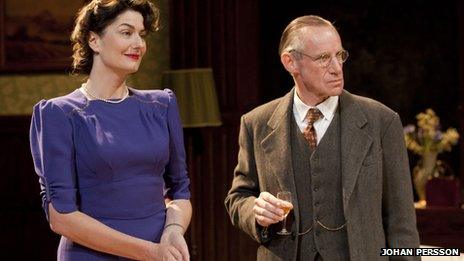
[259,89,372,216]
[339,90,373,213]
[260,89,297,196]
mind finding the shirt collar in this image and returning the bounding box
[293,92,339,123]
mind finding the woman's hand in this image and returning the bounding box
[146,243,183,261]
[160,225,189,261]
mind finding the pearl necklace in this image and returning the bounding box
[81,83,130,104]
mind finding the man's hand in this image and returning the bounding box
[160,225,189,261]
[253,192,293,227]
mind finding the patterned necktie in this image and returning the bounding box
[303,108,323,149]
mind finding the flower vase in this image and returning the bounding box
[413,151,437,208]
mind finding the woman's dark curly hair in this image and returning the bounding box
[70,0,159,75]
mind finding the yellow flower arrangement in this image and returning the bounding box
[404,109,459,155]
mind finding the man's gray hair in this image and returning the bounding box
[278,15,337,56]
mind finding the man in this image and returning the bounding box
[224,15,420,260]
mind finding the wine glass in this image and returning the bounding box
[276,191,293,235]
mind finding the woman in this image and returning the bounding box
[29,1,191,260]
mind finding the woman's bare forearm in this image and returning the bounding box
[163,199,192,234]
[48,203,155,260]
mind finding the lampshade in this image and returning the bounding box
[162,68,222,128]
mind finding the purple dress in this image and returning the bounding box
[29,88,190,260]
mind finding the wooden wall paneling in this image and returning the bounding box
[0,116,60,260]
[184,124,257,260]
[416,207,464,251]
[0,0,4,66]
[170,0,261,260]
[199,129,216,260]
[211,127,230,260]
[459,0,464,196]
[234,0,260,113]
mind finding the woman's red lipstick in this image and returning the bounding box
[125,54,140,60]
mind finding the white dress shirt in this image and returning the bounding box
[292,92,339,145]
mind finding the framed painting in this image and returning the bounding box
[0,0,86,72]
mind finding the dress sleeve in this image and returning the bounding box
[163,89,191,200]
[29,100,78,221]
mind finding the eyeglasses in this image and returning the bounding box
[290,49,349,68]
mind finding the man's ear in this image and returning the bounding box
[281,52,298,76]
[88,32,100,54]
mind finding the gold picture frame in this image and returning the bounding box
[0,0,85,72]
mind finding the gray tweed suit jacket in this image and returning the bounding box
[225,88,420,260]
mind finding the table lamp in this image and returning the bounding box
[162,68,222,128]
